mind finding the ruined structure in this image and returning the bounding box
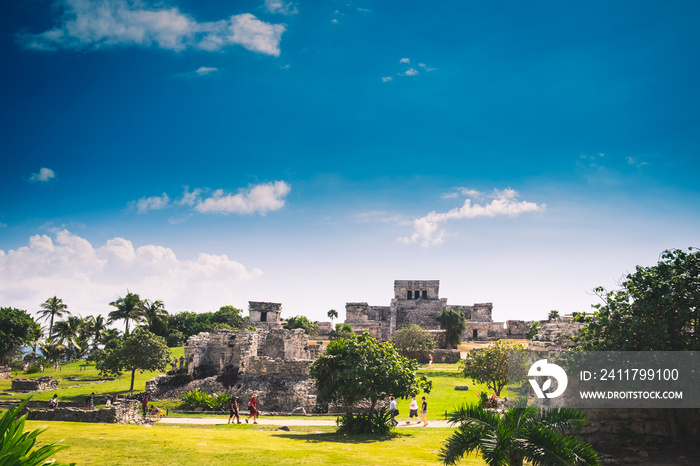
[11,376,58,392]
[344,280,518,342]
[149,301,324,413]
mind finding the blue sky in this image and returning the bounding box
[1,0,699,327]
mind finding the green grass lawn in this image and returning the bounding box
[27,421,485,465]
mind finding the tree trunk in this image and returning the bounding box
[130,368,136,391]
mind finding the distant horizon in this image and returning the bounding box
[2,1,698,329]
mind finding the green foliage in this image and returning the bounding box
[390,324,437,354]
[165,330,186,347]
[142,299,169,336]
[337,407,393,436]
[179,389,214,410]
[0,397,75,466]
[25,364,41,375]
[108,291,146,335]
[436,309,467,348]
[329,323,355,341]
[94,328,171,391]
[461,340,529,397]
[327,309,338,323]
[525,321,541,340]
[310,331,432,420]
[439,399,599,466]
[166,307,246,341]
[0,307,41,364]
[211,392,232,411]
[284,315,320,337]
[578,247,700,351]
[37,296,69,340]
[547,310,560,321]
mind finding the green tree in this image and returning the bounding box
[0,397,75,466]
[108,291,146,335]
[329,323,355,340]
[37,296,69,339]
[212,306,246,329]
[284,315,320,337]
[390,324,436,356]
[436,308,467,348]
[94,328,171,391]
[142,299,169,336]
[0,308,41,364]
[439,399,598,466]
[576,248,700,351]
[86,314,108,348]
[310,331,432,417]
[327,309,338,325]
[547,310,560,321]
[461,340,529,397]
[38,338,65,364]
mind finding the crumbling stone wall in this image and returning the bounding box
[26,400,150,425]
[506,320,535,338]
[0,366,10,380]
[249,301,282,330]
[461,322,507,341]
[528,321,584,359]
[11,376,58,392]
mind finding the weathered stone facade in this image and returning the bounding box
[11,376,59,392]
[528,319,584,359]
[248,301,283,330]
[25,400,152,425]
[344,280,506,343]
[0,366,10,380]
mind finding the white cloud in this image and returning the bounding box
[0,230,262,321]
[195,66,218,76]
[129,193,170,214]
[331,18,338,24]
[400,58,410,63]
[194,181,291,215]
[265,0,298,15]
[178,186,202,206]
[626,156,649,169]
[18,0,285,56]
[381,76,392,82]
[399,188,546,247]
[28,167,56,183]
[404,68,418,76]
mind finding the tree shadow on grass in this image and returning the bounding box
[272,431,415,444]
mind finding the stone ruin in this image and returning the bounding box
[147,301,324,413]
[0,366,10,381]
[11,376,59,392]
[344,280,535,343]
[527,316,585,359]
[25,399,152,425]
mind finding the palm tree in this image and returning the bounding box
[439,400,599,466]
[108,291,145,335]
[86,315,108,348]
[53,316,84,359]
[38,338,65,364]
[38,296,70,338]
[327,309,338,326]
[143,299,169,335]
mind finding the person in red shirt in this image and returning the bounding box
[245,394,258,424]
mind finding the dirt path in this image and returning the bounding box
[159,416,452,428]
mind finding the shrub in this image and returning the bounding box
[165,330,186,348]
[179,389,213,410]
[25,364,41,374]
[0,397,75,465]
[211,392,232,411]
[390,325,436,355]
[337,407,393,435]
[525,321,541,340]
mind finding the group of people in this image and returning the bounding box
[388,395,428,427]
[227,394,259,425]
[171,355,186,371]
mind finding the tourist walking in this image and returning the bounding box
[420,396,428,427]
[246,394,258,424]
[172,357,178,371]
[88,392,95,410]
[407,396,419,424]
[179,355,185,369]
[428,354,433,369]
[389,396,398,427]
[228,397,240,424]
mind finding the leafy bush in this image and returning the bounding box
[329,323,355,341]
[0,397,75,465]
[25,364,41,374]
[337,407,393,435]
[390,324,436,355]
[211,392,232,411]
[165,330,186,348]
[179,389,213,410]
[525,321,541,340]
